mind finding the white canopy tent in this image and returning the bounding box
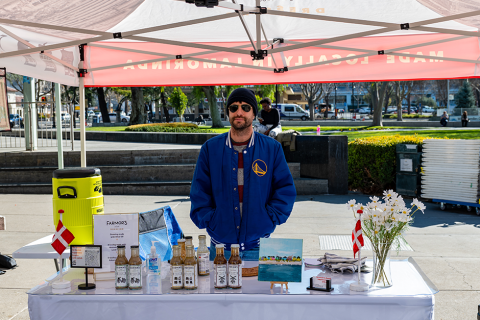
[0,0,479,165]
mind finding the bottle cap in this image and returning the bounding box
[186,245,194,250]
[117,245,125,248]
[178,239,186,243]
[131,245,139,248]
[215,244,224,249]
[184,236,193,240]
[199,235,206,239]
[231,244,240,248]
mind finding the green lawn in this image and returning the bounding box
[86,126,128,132]
[325,129,480,140]
[85,125,480,140]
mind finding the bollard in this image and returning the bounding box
[0,215,4,230]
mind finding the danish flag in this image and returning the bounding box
[51,210,75,255]
[352,210,364,258]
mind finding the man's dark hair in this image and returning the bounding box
[259,97,272,105]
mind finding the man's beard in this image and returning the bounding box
[230,115,252,132]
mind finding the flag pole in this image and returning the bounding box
[350,209,369,292]
[59,212,64,282]
[51,211,71,290]
[357,247,361,284]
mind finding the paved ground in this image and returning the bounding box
[0,138,201,153]
[1,193,479,320]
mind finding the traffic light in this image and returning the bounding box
[41,96,46,102]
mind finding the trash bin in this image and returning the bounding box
[396,144,422,197]
[52,167,104,245]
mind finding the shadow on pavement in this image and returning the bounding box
[294,194,480,229]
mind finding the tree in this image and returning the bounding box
[300,83,324,120]
[417,96,437,108]
[168,87,188,121]
[143,87,163,121]
[203,86,223,128]
[393,81,414,121]
[369,82,390,126]
[455,80,475,109]
[96,88,111,123]
[130,87,146,125]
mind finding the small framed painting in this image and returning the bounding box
[258,238,303,282]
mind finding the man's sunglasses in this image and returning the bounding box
[228,104,252,113]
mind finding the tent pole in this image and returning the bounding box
[256,0,261,52]
[79,60,86,167]
[54,83,64,169]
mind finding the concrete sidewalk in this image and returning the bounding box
[1,193,479,320]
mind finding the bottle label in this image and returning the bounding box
[171,265,183,288]
[198,253,210,274]
[148,257,159,274]
[184,265,197,289]
[128,265,142,288]
[214,264,227,288]
[115,265,128,288]
[228,265,242,287]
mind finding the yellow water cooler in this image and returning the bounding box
[52,167,104,245]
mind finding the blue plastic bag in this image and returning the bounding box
[138,206,183,261]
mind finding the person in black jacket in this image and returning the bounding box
[253,98,282,138]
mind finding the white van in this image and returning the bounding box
[273,104,309,121]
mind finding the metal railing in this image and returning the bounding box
[1,102,75,150]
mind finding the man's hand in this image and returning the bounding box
[258,118,264,124]
[264,130,270,136]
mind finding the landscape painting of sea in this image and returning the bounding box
[258,238,303,283]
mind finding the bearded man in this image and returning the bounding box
[190,88,296,261]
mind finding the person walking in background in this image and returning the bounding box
[440,111,449,127]
[461,111,469,127]
[253,97,282,138]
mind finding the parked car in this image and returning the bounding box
[421,106,435,114]
[315,111,337,119]
[9,114,22,127]
[61,113,71,122]
[358,107,371,114]
[386,107,398,114]
[100,112,130,123]
[273,104,309,121]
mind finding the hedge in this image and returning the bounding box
[348,135,427,194]
[125,123,215,133]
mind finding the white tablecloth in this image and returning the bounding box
[28,259,435,320]
[13,234,70,259]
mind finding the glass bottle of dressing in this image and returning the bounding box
[115,245,129,290]
[185,236,193,247]
[228,244,242,289]
[128,245,143,290]
[178,239,186,262]
[170,245,184,290]
[197,235,210,276]
[183,245,198,290]
[214,244,228,289]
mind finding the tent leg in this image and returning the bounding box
[79,66,86,167]
[54,83,64,169]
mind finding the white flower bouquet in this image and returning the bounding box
[347,190,425,287]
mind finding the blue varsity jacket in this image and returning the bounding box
[190,131,296,251]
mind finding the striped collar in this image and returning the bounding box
[226,130,255,149]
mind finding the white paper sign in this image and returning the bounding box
[400,159,413,172]
[71,246,102,268]
[94,213,139,273]
[312,276,330,289]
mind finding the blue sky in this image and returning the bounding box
[259,238,303,257]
